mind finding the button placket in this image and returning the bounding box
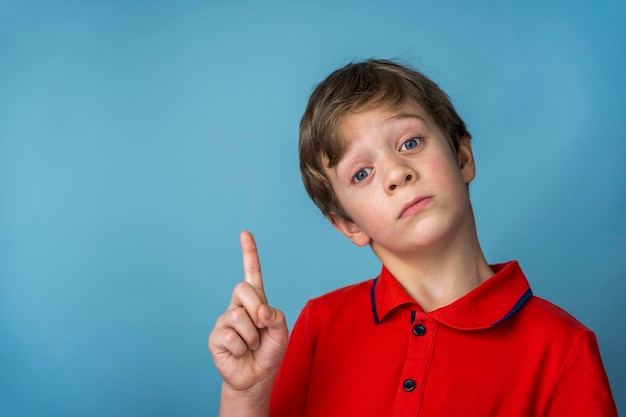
[392,315,437,416]
[402,323,425,394]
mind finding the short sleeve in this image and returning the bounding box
[544,330,617,416]
[270,300,315,417]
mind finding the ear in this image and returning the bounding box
[327,213,371,247]
[457,135,476,184]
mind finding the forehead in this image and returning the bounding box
[338,101,432,143]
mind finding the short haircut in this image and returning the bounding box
[299,59,471,221]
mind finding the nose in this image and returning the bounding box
[383,157,417,193]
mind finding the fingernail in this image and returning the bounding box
[263,306,274,321]
[256,307,273,328]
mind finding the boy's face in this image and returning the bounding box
[325,101,476,259]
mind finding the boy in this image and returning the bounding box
[208,59,617,416]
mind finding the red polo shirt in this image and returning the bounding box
[270,261,617,416]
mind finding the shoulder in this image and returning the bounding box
[523,295,589,333]
[307,279,374,308]
[295,278,375,328]
[513,295,593,351]
[308,278,374,306]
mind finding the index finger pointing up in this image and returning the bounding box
[240,230,267,304]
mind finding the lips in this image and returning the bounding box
[399,196,433,219]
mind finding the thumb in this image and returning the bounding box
[259,304,275,323]
[255,305,289,371]
[258,304,289,343]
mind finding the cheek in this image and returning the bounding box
[427,159,452,182]
[428,157,464,187]
[343,192,387,230]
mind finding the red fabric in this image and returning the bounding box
[270,261,617,417]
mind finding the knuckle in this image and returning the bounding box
[233,281,251,294]
[222,329,240,345]
[228,307,249,324]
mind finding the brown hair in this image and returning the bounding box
[299,59,470,221]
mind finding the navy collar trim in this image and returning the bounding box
[370,276,380,325]
[490,288,533,327]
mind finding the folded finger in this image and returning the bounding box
[229,281,267,328]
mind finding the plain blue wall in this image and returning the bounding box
[1,0,624,415]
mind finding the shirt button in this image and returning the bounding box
[412,323,426,336]
[403,379,416,392]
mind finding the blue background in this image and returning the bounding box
[1,0,624,415]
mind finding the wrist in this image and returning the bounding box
[219,380,273,417]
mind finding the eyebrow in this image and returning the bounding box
[338,112,427,168]
[391,112,428,123]
[336,111,429,171]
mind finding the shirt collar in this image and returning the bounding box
[370,260,532,330]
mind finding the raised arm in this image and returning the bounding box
[208,231,289,417]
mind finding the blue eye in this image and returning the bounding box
[400,137,421,151]
[353,168,372,183]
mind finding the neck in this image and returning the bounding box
[372,209,493,312]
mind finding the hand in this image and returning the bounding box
[208,231,289,410]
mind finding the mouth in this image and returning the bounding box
[399,196,433,219]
